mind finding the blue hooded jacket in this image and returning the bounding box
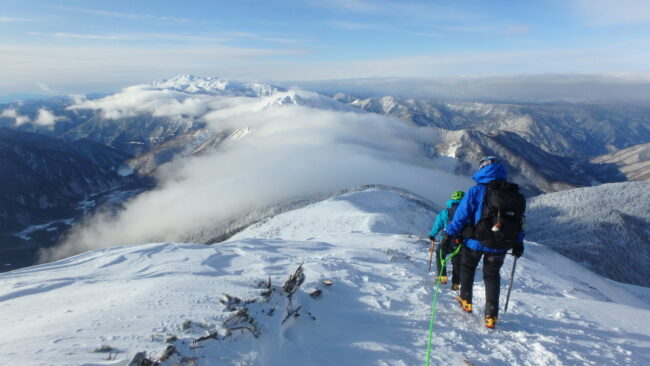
[445,163,525,252]
[429,199,462,241]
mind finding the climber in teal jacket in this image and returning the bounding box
[428,190,465,288]
[429,197,462,241]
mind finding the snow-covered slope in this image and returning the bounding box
[591,142,650,182]
[2,188,649,365]
[526,181,650,287]
[230,188,433,241]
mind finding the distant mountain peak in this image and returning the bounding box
[150,74,281,97]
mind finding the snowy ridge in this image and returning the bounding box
[1,188,649,365]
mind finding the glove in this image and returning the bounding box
[512,241,524,258]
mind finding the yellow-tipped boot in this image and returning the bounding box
[455,296,472,313]
[485,316,498,329]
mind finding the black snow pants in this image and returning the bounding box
[459,246,506,317]
[436,242,461,285]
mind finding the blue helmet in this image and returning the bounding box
[479,156,498,169]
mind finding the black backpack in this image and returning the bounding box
[471,180,526,250]
[441,202,462,251]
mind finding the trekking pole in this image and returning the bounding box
[503,256,518,313]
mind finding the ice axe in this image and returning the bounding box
[427,240,436,272]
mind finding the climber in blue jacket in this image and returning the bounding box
[445,156,525,329]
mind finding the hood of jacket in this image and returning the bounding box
[472,163,508,184]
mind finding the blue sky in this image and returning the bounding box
[1,0,650,94]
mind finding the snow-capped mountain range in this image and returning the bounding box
[340,94,650,192]
[3,75,648,192]
[1,188,648,365]
[150,74,281,97]
[343,95,650,158]
[1,74,649,273]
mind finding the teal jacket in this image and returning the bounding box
[429,199,462,241]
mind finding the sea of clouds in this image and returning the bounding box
[40,83,472,261]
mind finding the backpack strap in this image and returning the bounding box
[446,202,459,226]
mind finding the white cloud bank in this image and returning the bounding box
[69,86,214,119]
[0,108,32,127]
[1,108,31,126]
[67,75,281,119]
[42,88,471,261]
[1,107,63,127]
[35,108,63,126]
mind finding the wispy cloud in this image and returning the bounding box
[572,0,650,25]
[428,23,532,36]
[326,21,445,38]
[0,44,307,94]
[49,6,192,23]
[500,25,534,36]
[311,0,477,23]
[327,20,529,38]
[29,30,301,45]
[28,32,227,43]
[430,24,493,33]
[36,82,55,93]
[327,21,389,32]
[316,0,379,12]
[410,32,445,38]
[0,17,35,22]
[227,32,301,44]
[2,41,649,95]
[259,44,650,83]
[30,32,137,41]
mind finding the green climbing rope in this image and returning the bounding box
[425,243,462,366]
